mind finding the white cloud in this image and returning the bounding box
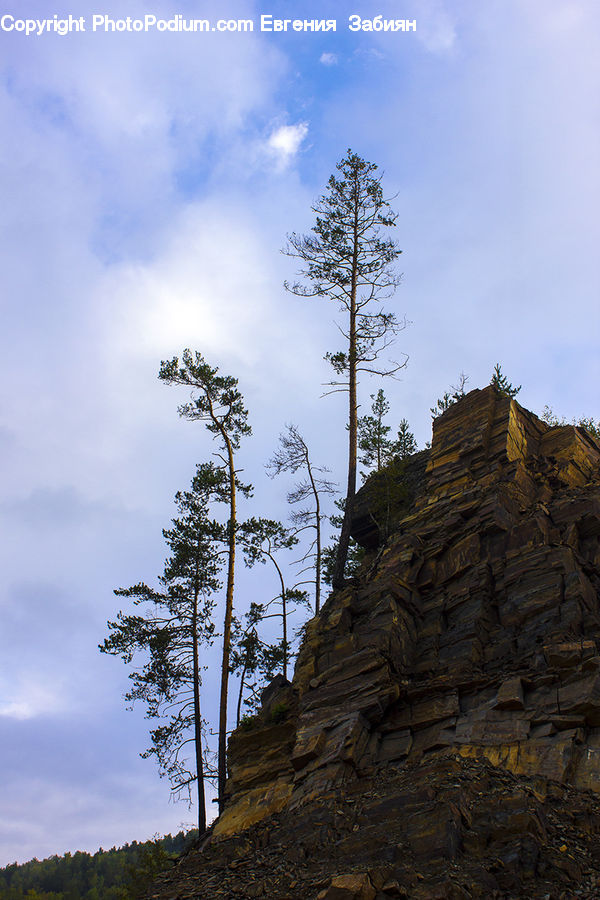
[97,201,276,369]
[0,677,67,721]
[320,52,338,66]
[267,122,308,169]
[0,2,287,266]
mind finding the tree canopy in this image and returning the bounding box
[100,464,223,832]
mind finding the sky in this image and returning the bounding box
[1,0,599,868]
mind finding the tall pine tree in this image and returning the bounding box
[284,150,405,587]
[158,350,251,811]
[100,464,223,833]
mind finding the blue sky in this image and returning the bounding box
[1,0,599,866]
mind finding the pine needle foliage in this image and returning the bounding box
[100,465,223,833]
[490,363,521,398]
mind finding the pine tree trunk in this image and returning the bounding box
[236,659,247,727]
[332,317,357,589]
[192,551,207,834]
[218,433,237,813]
[314,492,322,615]
[332,204,359,589]
[307,457,322,614]
[279,569,288,681]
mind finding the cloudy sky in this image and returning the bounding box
[1,0,599,867]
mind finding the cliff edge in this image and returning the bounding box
[149,386,600,899]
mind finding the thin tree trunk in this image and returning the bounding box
[332,198,359,590]
[281,580,288,682]
[218,432,236,813]
[269,552,288,681]
[236,659,248,727]
[192,549,206,834]
[333,307,357,589]
[306,457,322,614]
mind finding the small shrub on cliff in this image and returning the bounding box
[490,363,521,398]
[269,701,290,724]
[238,713,261,732]
[430,372,469,419]
[542,406,599,440]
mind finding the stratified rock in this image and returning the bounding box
[148,386,600,899]
[147,757,600,899]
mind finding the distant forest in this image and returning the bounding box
[0,830,197,899]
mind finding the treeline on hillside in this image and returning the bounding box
[0,830,197,900]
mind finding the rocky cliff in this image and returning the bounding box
[149,386,600,899]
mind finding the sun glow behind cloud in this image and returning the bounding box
[97,202,277,367]
[267,122,309,169]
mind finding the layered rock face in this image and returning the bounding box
[150,387,600,899]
